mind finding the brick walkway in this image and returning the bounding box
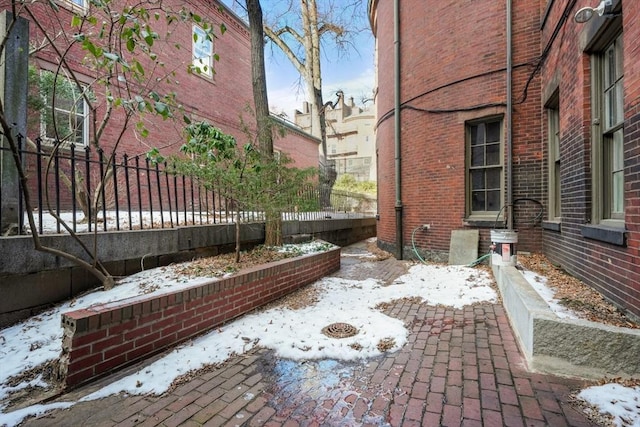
[21,241,598,426]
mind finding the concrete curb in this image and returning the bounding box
[493,264,640,379]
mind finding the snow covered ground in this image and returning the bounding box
[22,209,364,234]
[0,240,638,427]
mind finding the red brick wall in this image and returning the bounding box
[9,0,252,153]
[372,0,640,318]
[58,246,341,387]
[7,0,318,211]
[540,0,640,319]
[274,122,321,170]
[372,0,542,259]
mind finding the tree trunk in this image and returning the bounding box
[246,0,273,155]
[246,0,282,246]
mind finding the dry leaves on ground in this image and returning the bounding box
[365,240,394,260]
[175,246,301,278]
[517,253,639,329]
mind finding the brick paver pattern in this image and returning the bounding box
[21,242,598,426]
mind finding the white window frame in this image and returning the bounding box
[192,25,213,78]
[40,70,90,147]
[59,0,88,13]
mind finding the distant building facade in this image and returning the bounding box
[294,93,376,182]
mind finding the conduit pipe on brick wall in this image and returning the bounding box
[506,0,514,229]
[393,0,403,259]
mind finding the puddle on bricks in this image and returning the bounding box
[257,351,391,426]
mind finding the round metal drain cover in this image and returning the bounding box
[322,322,358,338]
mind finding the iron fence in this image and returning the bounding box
[0,136,376,236]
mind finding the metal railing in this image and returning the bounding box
[0,136,376,236]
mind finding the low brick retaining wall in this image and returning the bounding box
[58,246,341,387]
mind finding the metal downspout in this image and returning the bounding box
[506,0,513,229]
[394,0,403,259]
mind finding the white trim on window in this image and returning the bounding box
[40,70,90,147]
[192,25,213,78]
[58,0,88,13]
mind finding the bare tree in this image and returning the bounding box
[246,0,285,246]
[262,0,365,188]
[246,0,273,155]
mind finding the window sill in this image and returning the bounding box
[581,224,626,246]
[542,220,561,232]
[463,217,502,228]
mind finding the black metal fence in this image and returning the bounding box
[0,136,376,236]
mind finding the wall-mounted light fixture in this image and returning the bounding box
[574,0,613,23]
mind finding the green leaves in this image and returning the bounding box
[146,147,165,165]
[42,0,227,146]
[71,15,82,28]
[154,101,171,119]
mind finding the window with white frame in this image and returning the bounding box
[547,91,561,221]
[40,70,89,146]
[592,31,624,224]
[192,25,213,77]
[59,0,88,12]
[467,118,503,217]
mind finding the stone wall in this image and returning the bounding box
[0,217,376,327]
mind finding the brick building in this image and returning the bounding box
[0,0,319,228]
[369,0,640,320]
[1,0,318,182]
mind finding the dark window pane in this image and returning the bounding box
[57,97,74,111]
[486,121,500,142]
[468,119,503,214]
[486,168,500,188]
[472,191,485,211]
[471,146,484,167]
[486,190,500,211]
[471,170,484,190]
[486,143,500,165]
[471,124,485,146]
[606,45,615,86]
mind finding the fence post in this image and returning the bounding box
[98,148,107,231]
[135,156,142,229]
[164,162,174,228]
[85,145,92,232]
[112,154,120,231]
[145,157,154,228]
[54,144,61,233]
[123,154,132,230]
[70,143,77,233]
[36,138,43,233]
[154,161,163,228]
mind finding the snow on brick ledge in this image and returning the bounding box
[58,245,341,388]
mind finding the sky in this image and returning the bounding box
[219,0,376,118]
[1,237,639,426]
